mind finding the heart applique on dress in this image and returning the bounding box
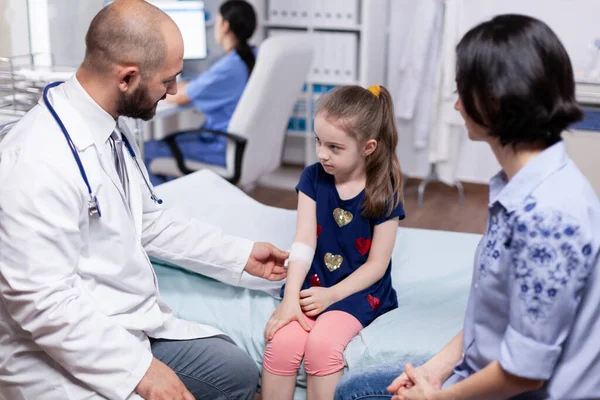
[355,238,372,255]
[333,208,353,227]
[324,253,343,272]
[367,294,380,311]
[310,274,321,287]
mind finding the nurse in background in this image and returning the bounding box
[144,0,257,185]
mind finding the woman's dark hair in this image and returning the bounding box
[219,0,257,76]
[456,14,583,149]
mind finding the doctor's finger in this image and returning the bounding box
[271,265,287,274]
[270,245,289,260]
[182,389,195,400]
[267,270,287,281]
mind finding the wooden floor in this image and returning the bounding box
[249,178,489,235]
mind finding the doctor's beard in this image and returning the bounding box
[117,82,164,121]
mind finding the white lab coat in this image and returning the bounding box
[428,0,468,185]
[0,77,254,400]
[387,0,444,149]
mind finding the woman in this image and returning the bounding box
[334,14,600,400]
[144,0,257,185]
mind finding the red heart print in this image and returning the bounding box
[355,238,371,255]
[317,224,322,237]
[310,274,321,287]
[367,294,380,311]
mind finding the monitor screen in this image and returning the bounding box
[150,1,207,60]
[104,1,208,61]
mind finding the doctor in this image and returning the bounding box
[0,1,287,400]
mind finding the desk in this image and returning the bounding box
[576,80,600,106]
[131,101,204,157]
[155,101,192,119]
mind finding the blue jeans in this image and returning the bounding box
[334,361,427,400]
[151,336,259,400]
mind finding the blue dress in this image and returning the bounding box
[144,48,257,185]
[284,163,406,327]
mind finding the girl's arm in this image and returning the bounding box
[282,191,317,299]
[166,82,191,105]
[330,218,398,302]
[264,191,316,339]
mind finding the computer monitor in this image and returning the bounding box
[103,1,208,61]
[150,1,207,60]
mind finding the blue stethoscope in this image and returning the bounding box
[43,81,163,218]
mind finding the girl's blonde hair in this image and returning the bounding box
[316,85,404,219]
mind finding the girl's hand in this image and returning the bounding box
[389,363,440,400]
[264,298,311,341]
[299,287,337,317]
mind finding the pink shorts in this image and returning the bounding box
[263,310,363,377]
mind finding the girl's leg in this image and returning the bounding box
[304,311,363,400]
[261,318,315,400]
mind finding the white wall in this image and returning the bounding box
[1,0,31,57]
[398,0,600,184]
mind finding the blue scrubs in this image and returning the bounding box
[144,48,256,185]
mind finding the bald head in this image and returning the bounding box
[82,0,180,78]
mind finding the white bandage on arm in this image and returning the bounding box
[288,242,315,271]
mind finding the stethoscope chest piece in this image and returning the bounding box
[88,196,102,217]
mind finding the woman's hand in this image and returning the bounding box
[264,298,311,341]
[388,363,442,400]
[299,287,337,317]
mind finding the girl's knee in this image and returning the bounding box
[262,322,308,376]
[304,333,345,376]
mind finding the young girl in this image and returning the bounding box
[261,85,406,399]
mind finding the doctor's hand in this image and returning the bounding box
[136,357,194,400]
[244,242,288,281]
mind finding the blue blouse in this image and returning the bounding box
[284,163,406,327]
[450,141,600,399]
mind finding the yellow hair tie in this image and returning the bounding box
[367,84,381,98]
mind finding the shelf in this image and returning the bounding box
[262,22,307,30]
[312,24,361,32]
[263,22,362,32]
[307,78,360,86]
[286,130,307,138]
